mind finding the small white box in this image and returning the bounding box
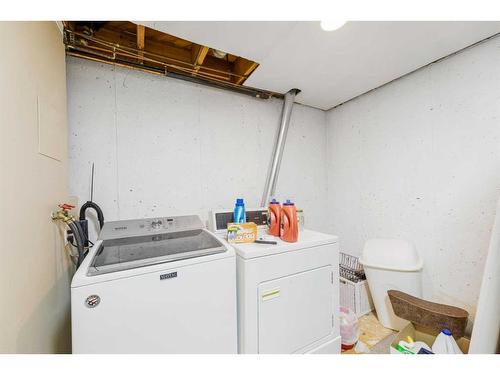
[339,277,374,317]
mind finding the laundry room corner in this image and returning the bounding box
[325,33,500,316]
[3,3,500,369]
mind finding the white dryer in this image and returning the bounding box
[233,230,341,354]
[71,215,237,354]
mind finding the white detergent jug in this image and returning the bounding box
[432,329,463,354]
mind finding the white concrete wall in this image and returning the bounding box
[326,35,500,312]
[0,22,71,353]
[66,58,328,240]
[67,35,500,317]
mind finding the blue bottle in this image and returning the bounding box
[233,198,246,223]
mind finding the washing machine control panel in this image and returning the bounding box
[99,215,204,240]
[150,219,163,229]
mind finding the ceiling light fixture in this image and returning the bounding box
[212,49,227,59]
[320,20,346,32]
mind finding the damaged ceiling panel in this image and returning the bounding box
[63,21,279,99]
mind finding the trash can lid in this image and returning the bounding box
[359,238,423,271]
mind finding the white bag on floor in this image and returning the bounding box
[432,329,463,354]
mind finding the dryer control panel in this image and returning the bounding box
[208,208,268,235]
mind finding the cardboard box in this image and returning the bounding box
[227,222,257,243]
[390,323,470,354]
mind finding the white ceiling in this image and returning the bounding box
[141,21,500,110]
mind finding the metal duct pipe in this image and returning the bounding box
[261,88,301,207]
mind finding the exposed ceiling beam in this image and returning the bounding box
[136,24,145,63]
[65,21,258,88]
[94,26,193,65]
[66,49,280,100]
[191,44,210,75]
[136,24,145,49]
[233,58,259,85]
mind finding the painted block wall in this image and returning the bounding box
[326,35,500,312]
[66,57,328,241]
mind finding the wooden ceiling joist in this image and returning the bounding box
[233,58,259,85]
[63,21,271,98]
[191,44,210,76]
[192,45,209,66]
[136,24,145,63]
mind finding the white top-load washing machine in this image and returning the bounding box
[209,209,341,354]
[71,215,237,354]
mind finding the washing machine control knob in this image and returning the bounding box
[151,220,163,229]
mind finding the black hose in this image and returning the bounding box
[79,201,105,229]
[78,219,90,248]
[73,220,85,243]
[68,221,85,268]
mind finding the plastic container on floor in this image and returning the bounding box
[339,252,374,317]
[360,239,423,331]
[339,306,359,350]
[432,329,464,354]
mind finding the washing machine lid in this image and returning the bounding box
[88,229,226,275]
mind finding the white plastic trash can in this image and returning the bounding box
[360,239,423,331]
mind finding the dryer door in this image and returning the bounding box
[258,265,334,353]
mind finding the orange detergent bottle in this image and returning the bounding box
[280,199,298,243]
[267,199,281,236]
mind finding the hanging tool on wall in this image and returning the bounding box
[52,203,87,268]
[78,163,105,247]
